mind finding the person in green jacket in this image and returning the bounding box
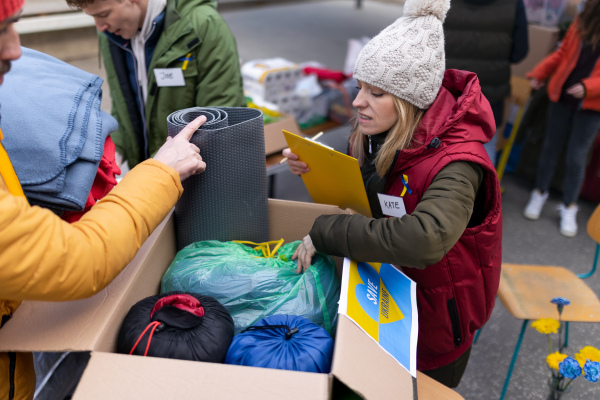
[67,0,246,168]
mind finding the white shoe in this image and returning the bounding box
[558,203,578,237]
[524,190,549,220]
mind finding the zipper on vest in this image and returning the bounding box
[106,37,150,160]
[447,298,463,348]
[8,352,16,400]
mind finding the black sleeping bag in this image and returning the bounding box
[117,291,234,363]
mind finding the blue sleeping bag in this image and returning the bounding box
[225,314,334,373]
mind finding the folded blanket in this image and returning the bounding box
[0,47,118,211]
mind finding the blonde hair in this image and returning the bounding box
[349,96,425,177]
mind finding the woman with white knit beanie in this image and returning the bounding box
[283,0,503,387]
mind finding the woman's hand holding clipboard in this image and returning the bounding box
[281,130,372,217]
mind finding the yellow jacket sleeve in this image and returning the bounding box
[0,159,183,302]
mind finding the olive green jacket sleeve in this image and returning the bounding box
[0,159,182,302]
[190,8,246,109]
[309,161,484,269]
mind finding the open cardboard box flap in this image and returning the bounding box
[331,315,416,399]
[264,113,302,156]
[75,352,331,400]
[0,198,461,399]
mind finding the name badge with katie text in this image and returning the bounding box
[153,68,185,87]
[377,193,407,218]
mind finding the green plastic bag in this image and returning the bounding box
[161,240,341,335]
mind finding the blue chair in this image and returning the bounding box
[577,203,600,279]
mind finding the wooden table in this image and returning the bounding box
[418,372,465,400]
[496,263,600,399]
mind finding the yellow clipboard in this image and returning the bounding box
[283,130,372,217]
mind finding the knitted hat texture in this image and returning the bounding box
[0,0,23,21]
[353,0,450,109]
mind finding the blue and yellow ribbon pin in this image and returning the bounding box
[179,53,193,71]
[400,174,412,196]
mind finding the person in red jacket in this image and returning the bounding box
[283,0,502,388]
[523,0,600,237]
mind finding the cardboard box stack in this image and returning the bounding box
[242,58,302,118]
[263,112,302,155]
[242,58,306,155]
[0,199,464,399]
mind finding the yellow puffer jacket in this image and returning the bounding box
[0,128,184,399]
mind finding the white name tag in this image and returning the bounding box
[377,193,407,218]
[153,68,185,87]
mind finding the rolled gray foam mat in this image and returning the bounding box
[167,107,269,250]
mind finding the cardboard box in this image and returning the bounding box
[264,112,303,155]
[563,0,581,20]
[510,76,532,108]
[511,24,559,78]
[0,199,463,400]
[524,0,569,27]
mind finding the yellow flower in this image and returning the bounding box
[531,318,560,334]
[575,346,600,367]
[547,352,568,370]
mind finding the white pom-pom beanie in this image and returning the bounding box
[353,0,451,109]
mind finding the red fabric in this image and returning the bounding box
[384,69,503,370]
[150,294,205,318]
[527,19,600,112]
[0,0,23,20]
[303,67,348,83]
[61,136,122,223]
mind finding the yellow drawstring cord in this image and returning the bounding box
[233,239,285,258]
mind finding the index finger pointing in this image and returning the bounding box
[176,115,207,142]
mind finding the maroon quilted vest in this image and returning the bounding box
[384,70,502,370]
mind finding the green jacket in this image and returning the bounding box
[100,0,245,167]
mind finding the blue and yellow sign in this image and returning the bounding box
[340,259,417,376]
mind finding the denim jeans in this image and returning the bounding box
[535,101,600,205]
[482,101,505,167]
[483,131,498,166]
